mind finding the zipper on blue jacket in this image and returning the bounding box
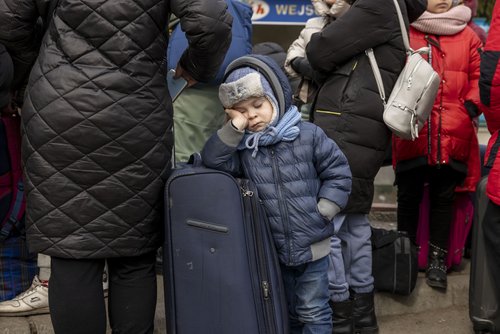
[270,149,292,266]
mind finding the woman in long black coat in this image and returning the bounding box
[0,0,232,332]
[306,0,426,332]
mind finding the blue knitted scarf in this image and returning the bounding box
[238,106,302,157]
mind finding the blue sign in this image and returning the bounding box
[242,0,317,25]
[472,17,490,33]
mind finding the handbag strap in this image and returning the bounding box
[366,49,386,105]
[366,0,409,104]
[392,0,411,52]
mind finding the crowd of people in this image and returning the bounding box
[0,0,499,333]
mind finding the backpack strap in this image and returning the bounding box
[0,116,26,241]
[365,0,431,108]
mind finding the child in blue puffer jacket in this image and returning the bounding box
[201,54,352,334]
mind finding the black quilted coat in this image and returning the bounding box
[0,0,232,258]
[306,0,426,214]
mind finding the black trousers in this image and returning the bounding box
[49,252,157,334]
[396,165,463,249]
[483,200,500,305]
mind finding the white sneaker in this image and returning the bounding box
[0,275,49,316]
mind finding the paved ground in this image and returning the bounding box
[0,305,475,334]
[0,303,476,334]
[379,305,473,334]
[0,196,479,333]
[0,266,476,334]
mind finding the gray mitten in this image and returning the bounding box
[317,198,340,221]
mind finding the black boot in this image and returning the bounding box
[426,243,448,290]
[352,291,378,334]
[329,299,354,334]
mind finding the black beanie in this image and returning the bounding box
[0,44,14,110]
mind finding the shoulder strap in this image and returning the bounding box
[392,0,411,52]
[365,0,410,104]
[365,49,386,105]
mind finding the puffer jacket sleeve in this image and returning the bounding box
[307,0,426,74]
[284,17,324,78]
[201,123,243,177]
[170,0,232,82]
[306,0,394,73]
[313,126,352,209]
[480,0,500,205]
[480,2,500,135]
[464,32,483,108]
[0,0,48,90]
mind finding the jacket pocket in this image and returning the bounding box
[315,205,332,226]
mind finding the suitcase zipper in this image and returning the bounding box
[262,281,270,299]
[241,187,254,198]
[241,180,278,333]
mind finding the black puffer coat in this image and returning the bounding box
[0,0,232,258]
[306,0,426,213]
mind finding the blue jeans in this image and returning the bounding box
[281,256,332,334]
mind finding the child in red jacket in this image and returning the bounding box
[392,0,482,290]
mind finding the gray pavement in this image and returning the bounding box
[0,276,166,334]
[0,263,474,333]
[0,197,477,333]
[378,305,473,334]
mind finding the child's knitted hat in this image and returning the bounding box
[219,67,279,125]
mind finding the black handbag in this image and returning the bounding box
[371,227,418,295]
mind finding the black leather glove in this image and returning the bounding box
[291,57,315,79]
[464,100,479,118]
[291,57,327,84]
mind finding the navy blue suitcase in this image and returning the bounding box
[163,165,289,334]
[469,177,500,333]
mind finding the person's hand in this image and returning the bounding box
[225,108,248,131]
[291,57,326,84]
[464,100,479,118]
[317,198,340,221]
[174,64,197,87]
[1,104,21,117]
[1,93,20,117]
[291,57,311,77]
